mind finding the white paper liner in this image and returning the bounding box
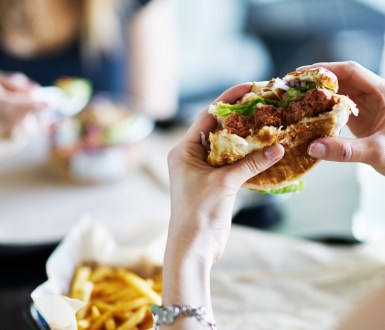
[31,216,167,330]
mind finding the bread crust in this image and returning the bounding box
[242,114,336,190]
[283,67,339,93]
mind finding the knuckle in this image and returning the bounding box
[339,142,353,161]
[242,157,267,175]
[346,60,359,71]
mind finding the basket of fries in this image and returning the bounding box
[30,218,166,330]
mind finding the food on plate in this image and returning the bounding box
[207,67,358,194]
[54,77,93,116]
[48,96,154,183]
[69,263,162,330]
[32,77,92,117]
[55,77,92,101]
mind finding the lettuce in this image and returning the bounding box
[209,96,279,118]
[209,82,318,119]
[256,180,304,195]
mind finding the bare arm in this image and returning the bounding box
[160,83,285,329]
[127,0,179,120]
[338,283,385,330]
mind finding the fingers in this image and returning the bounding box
[297,61,383,96]
[226,144,285,186]
[0,72,38,92]
[183,82,253,144]
[0,92,47,111]
[182,109,218,144]
[212,82,253,104]
[308,135,385,173]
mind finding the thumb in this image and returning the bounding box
[228,144,285,185]
[308,135,385,168]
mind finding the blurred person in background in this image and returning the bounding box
[159,61,385,330]
[0,0,178,138]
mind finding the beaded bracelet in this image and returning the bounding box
[151,304,218,329]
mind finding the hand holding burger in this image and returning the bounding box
[303,61,385,176]
[163,83,284,329]
[161,63,385,330]
[207,67,358,193]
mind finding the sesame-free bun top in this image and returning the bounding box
[283,67,339,93]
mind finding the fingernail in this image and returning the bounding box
[264,145,283,162]
[308,142,326,158]
[10,74,30,87]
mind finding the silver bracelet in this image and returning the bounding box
[151,304,218,330]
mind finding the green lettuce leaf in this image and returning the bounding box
[282,82,317,106]
[209,82,318,119]
[209,96,279,118]
[256,180,304,195]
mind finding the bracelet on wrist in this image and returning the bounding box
[151,304,218,330]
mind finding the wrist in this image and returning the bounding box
[162,246,213,307]
[167,212,227,263]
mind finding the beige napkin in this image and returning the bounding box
[212,226,385,330]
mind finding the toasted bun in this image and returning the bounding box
[283,67,339,93]
[243,111,337,190]
[207,90,356,190]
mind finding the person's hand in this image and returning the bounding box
[161,83,284,329]
[166,83,285,266]
[303,61,385,175]
[0,71,45,137]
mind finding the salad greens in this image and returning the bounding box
[211,96,279,118]
[210,83,318,118]
[256,180,304,195]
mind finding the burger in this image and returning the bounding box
[207,67,358,194]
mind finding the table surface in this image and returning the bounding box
[0,127,177,246]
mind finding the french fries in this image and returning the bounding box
[69,264,162,330]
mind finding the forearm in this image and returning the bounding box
[160,231,215,329]
[337,283,385,330]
